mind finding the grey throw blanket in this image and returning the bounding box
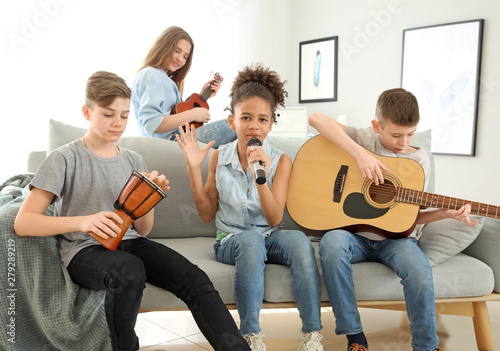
[0,174,112,351]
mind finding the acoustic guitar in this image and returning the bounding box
[287,135,499,238]
[171,72,223,129]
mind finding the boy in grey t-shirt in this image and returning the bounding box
[14,71,250,351]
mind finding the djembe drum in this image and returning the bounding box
[89,171,167,250]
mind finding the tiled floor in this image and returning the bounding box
[136,302,500,350]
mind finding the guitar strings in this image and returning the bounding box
[340,175,496,217]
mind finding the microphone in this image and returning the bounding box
[247,137,266,185]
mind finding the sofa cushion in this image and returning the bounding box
[48,119,216,238]
[140,237,235,309]
[264,241,493,302]
[464,217,500,292]
[46,120,435,239]
[139,238,494,309]
[419,216,485,266]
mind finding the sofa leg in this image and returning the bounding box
[472,301,493,351]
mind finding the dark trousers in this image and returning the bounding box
[67,237,250,351]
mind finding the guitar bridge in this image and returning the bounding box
[334,165,348,203]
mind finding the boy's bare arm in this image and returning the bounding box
[309,112,388,184]
[416,204,479,227]
[14,187,122,239]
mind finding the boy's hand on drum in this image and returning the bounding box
[83,211,123,239]
[143,170,170,193]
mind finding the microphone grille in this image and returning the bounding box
[247,137,262,147]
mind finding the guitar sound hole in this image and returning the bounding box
[368,179,396,205]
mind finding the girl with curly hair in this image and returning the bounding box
[177,64,324,351]
[132,26,236,148]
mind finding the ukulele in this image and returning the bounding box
[287,135,499,238]
[171,72,223,129]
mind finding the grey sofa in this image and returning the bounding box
[28,119,500,351]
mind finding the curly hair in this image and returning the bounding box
[227,64,288,123]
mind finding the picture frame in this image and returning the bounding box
[299,36,338,103]
[401,19,484,156]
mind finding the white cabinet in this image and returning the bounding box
[270,107,308,137]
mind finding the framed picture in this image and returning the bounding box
[401,19,484,156]
[299,36,338,103]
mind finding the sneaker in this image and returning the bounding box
[348,343,368,351]
[244,333,266,351]
[299,331,323,351]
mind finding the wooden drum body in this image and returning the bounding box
[89,171,166,250]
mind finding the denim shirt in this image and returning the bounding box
[215,139,284,239]
[132,67,181,139]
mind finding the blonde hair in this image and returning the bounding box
[375,88,419,127]
[85,71,131,108]
[139,26,194,94]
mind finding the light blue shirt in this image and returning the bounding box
[215,139,284,239]
[132,67,181,139]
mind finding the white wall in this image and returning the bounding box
[2,0,500,208]
[264,0,500,205]
[0,0,243,181]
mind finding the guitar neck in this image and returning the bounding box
[199,81,215,102]
[396,188,500,219]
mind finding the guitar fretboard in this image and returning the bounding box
[200,84,214,102]
[200,74,222,102]
[396,188,500,219]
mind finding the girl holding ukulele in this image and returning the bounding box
[132,26,236,148]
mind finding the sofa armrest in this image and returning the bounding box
[28,151,47,173]
[463,218,500,293]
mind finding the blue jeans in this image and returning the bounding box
[67,237,250,351]
[214,229,322,335]
[319,230,439,351]
[169,119,236,149]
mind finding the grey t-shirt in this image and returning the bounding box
[30,139,148,266]
[345,126,431,240]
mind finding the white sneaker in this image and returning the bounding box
[299,331,324,351]
[244,333,266,351]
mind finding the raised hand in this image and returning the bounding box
[176,123,215,168]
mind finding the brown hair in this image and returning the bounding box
[139,26,194,93]
[85,71,131,108]
[375,88,420,127]
[227,63,288,124]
